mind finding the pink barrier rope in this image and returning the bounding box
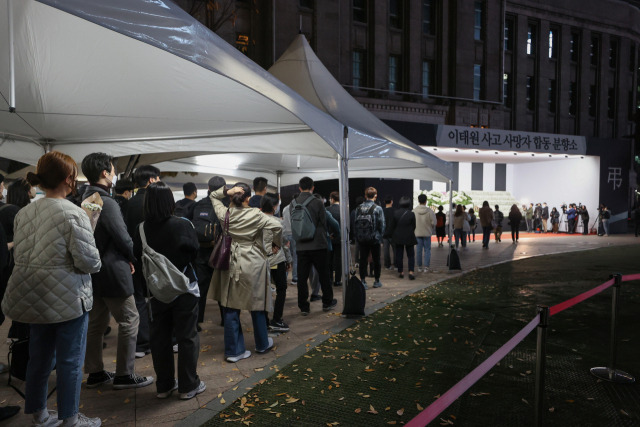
[406,315,540,427]
[549,279,615,316]
[622,273,640,282]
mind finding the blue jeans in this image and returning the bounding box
[454,229,467,248]
[482,226,492,247]
[223,308,269,357]
[415,237,431,267]
[25,312,88,420]
[602,219,610,235]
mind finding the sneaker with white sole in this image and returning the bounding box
[33,410,61,427]
[66,413,102,427]
[86,370,115,388]
[180,380,206,400]
[173,344,178,353]
[113,374,154,390]
[226,350,251,363]
[256,337,274,353]
[157,380,178,399]
[268,319,290,332]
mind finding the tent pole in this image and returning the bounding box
[338,127,350,312]
[448,180,453,247]
[8,0,16,112]
[276,171,281,194]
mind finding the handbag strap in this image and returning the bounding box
[138,222,149,248]
[224,209,230,234]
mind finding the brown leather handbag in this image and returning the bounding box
[208,209,231,270]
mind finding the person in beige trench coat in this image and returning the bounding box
[209,184,282,362]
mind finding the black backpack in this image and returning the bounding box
[355,204,378,244]
[191,200,220,247]
[342,272,366,317]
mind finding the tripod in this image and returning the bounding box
[589,213,603,235]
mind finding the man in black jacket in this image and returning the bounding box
[188,176,227,329]
[113,178,134,216]
[382,196,395,270]
[81,153,154,389]
[248,176,268,208]
[293,177,337,315]
[175,182,197,218]
[124,164,160,358]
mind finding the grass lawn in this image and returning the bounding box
[205,245,640,426]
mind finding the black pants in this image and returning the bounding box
[395,244,415,273]
[296,249,333,311]
[359,242,381,282]
[568,218,576,233]
[194,249,214,324]
[150,293,200,394]
[132,270,150,353]
[329,239,342,284]
[270,262,287,322]
[511,221,520,241]
[582,217,589,234]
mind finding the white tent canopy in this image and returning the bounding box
[0,0,344,166]
[268,35,452,183]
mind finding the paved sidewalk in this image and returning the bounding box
[0,233,636,426]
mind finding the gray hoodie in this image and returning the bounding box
[414,205,436,237]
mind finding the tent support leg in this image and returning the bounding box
[276,172,281,195]
[8,0,16,112]
[338,127,350,313]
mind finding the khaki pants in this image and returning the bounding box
[84,295,139,376]
[542,219,548,232]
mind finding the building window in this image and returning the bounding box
[527,23,537,56]
[503,73,512,108]
[590,36,599,66]
[570,31,580,62]
[607,88,615,119]
[473,64,482,100]
[422,60,433,98]
[300,0,313,9]
[504,17,514,51]
[548,79,557,113]
[526,76,535,110]
[474,1,483,41]
[609,39,618,69]
[569,82,577,116]
[353,50,367,89]
[389,0,403,29]
[422,0,434,35]
[548,27,558,59]
[589,85,597,117]
[353,0,367,23]
[389,55,401,93]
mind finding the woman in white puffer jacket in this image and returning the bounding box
[2,151,102,427]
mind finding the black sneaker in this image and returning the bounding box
[310,295,322,302]
[86,370,115,388]
[113,374,154,390]
[322,299,338,312]
[268,319,290,332]
[333,281,342,287]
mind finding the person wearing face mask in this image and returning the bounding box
[113,178,135,216]
[2,151,102,427]
[80,153,154,391]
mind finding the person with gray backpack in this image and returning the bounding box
[132,182,204,400]
[290,177,337,315]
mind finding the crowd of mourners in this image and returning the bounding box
[0,151,624,426]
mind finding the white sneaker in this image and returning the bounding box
[172,344,178,353]
[226,350,251,363]
[157,379,178,399]
[63,413,101,427]
[256,337,274,353]
[33,410,61,427]
[179,380,206,400]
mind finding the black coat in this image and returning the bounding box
[175,198,196,219]
[0,203,19,241]
[133,216,199,284]
[83,185,136,297]
[125,187,146,239]
[327,203,341,243]
[389,208,417,246]
[382,206,395,238]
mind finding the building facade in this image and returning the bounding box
[178,0,640,141]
